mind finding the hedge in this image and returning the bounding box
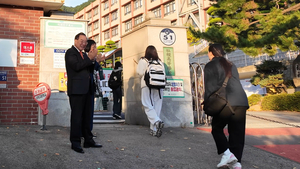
[260,92,300,111]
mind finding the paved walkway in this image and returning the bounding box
[0,111,299,169]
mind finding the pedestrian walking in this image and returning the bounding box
[108,61,123,119]
[203,44,249,168]
[136,45,165,137]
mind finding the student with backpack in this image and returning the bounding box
[136,45,165,138]
[108,61,123,119]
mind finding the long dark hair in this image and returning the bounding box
[209,44,232,77]
[84,39,96,53]
[114,61,122,69]
[144,45,159,61]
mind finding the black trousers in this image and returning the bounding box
[69,93,94,147]
[211,106,247,162]
[112,87,122,116]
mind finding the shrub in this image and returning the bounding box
[248,94,262,106]
[261,92,300,111]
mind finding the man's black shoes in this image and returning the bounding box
[71,145,84,153]
[83,142,103,148]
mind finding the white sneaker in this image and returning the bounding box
[150,130,157,136]
[230,162,242,169]
[155,121,164,138]
[217,153,238,168]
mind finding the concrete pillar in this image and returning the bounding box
[121,16,194,127]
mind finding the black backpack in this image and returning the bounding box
[108,71,121,90]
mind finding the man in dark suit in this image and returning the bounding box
[65,32,102,153]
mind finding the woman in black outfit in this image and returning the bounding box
[204,44,249,169]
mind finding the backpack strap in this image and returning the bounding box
[216,75,235,115]
[149,88,153,106]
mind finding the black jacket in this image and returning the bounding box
[65,45,94,96]
[204,57,249,107]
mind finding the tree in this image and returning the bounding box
[97,40,118,53]
[189,0,300,56]
[60,0,96,14]
[250,59,288,94]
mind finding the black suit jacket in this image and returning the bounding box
[65,45,94,96]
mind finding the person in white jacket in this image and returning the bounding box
[136,45,164,137]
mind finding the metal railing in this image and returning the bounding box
[190,62,209,125]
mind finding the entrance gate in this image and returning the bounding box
[189,62,211,125]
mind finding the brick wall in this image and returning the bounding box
[0,6,43,125]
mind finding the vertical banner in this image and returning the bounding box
[163,47,175,76]
[101,68,113,92]
[163,79,184,98]
[58,72,67,91]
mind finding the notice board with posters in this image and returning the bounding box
[39,18,87,90]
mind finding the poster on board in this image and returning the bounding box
[44,20,86,48]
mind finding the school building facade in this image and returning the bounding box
[74,0,212,46]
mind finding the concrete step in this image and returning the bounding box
[93,111,125,124]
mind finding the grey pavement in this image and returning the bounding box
[0,111,300,169]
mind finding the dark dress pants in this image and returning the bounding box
[211,106,247,162]
[112,87,122,116]
[69,93,94,147]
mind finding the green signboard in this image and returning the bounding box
[163,47,175,76]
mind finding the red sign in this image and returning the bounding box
[32,82,51,115]
[20,41,35,56]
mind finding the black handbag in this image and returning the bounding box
[203,75,235,116]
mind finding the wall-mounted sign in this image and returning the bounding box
[159,28,176,46]
[0,71,7,88]
[163,79,184,98]
[20,41,35,56]
[54,49,66,69]
[20,58,35,65]
[163,47,175,76]
[0,39,17,67]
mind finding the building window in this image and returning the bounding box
[187,0,194,6]
[94,34,100,44]
[134,0,142,10]
[78,15,84,19]
[125,20,132,32]
[152,7,161,18]
[112,26,118,37]
[104,15,109,25]
[171,20,177,25]
[150,0,156,2]
[94,20,99,30]
[94,6,98,16]
[87,11,92,19]
[104,1,109,10]
[88,24,92,33]
[164,1,175,16]
[104,30,110,40]
[124,3,131,15]
[111,0,118,6]
[112,10,118,21]
[134,15,143,25]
